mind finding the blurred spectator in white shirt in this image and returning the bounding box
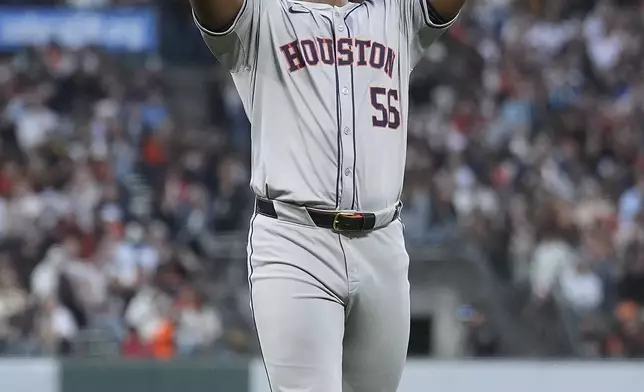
[37,296,78,356]
[7,95,59,155]
[124,284,172,343]
[6,180,44,238]
[530,207,577,303]
[31,246,67,303]
[560,258,604,314]
[174,286,223,355]
[0,260,28,346]
[109,222,159,300]
[67,165,102,233]
[618,170,644,235]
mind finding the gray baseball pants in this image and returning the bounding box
[247,211,410,392]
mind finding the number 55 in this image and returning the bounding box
[370,87,400,130]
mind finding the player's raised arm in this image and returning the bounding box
[402,0,466,34]
[189,0,262,72]
[426,0,467,22]
[189,0,244,32]
[397,0,467,67]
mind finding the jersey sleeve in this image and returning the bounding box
[193,0,262,72]
[397,0,459,65]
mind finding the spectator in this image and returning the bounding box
[529,205,576,306]
[121,326,151,358]
[174,285,223,356]
[463,304,501,358]
[0,261,28,350]
[603,301,644,358]
[559,257,603,314]
[123,283,172,347]
[210,156,249,232]
[36,296,78,356]
[7,94,59,158]
[109,222,159,306]
[618,242,644,305]
[150,318,175,360]
[30,246,66,302]
[618,170,644,233]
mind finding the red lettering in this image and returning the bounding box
[280,40,306,72]
[384,47,396,78]
[355,39,371,66]
[317,38,335,65]
[369,42,386,69]
[337,38,354,66]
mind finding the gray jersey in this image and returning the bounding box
[195,0,456,212]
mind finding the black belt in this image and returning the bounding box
[255,198,400,232]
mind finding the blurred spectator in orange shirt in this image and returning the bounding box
[603,301,644,358]
[150,318,175,360]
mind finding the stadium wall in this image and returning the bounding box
[2,358,643,392]
[0,358,59,392]
[250,359,644,392]
[60,359,249,392]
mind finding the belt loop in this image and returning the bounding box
[394,200,403,221]
[256,198,278,219]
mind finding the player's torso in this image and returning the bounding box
[240,0,413,211]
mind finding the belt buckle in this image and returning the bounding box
[332,212,364,233]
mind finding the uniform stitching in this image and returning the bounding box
[193,0,248,38]
[345,1,366,18]
[424,1,450,25]
[320,14,343,209]
[247,213,274,392]
[194,0,255,74]
[345,1,367,209]
[419,0,457,29]
[337,235,352,307]
[345,22,358,210]
[268,260,346,305]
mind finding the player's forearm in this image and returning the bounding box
[189,0,244,32]
[427,0,467,21]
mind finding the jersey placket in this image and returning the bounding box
[333,7,356,211]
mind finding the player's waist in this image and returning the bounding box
[254,197,402,233]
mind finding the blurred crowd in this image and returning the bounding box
[0,42,253,358]
[403,0,644,357]
[1,0,644,360]
[0,0,252,359]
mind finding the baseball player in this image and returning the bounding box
[188,0,466,391]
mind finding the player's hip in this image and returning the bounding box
[246,210,408,303]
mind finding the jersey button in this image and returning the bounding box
[344,127,351,135]
[344,168,352,176]
[338,25,345,32]
[342,87,349,95]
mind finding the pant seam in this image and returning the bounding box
[248,212,274,392]
[338,234,356,310]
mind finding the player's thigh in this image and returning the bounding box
[251,266,346,392]
[342,223,410,392]
[249,214,347,392]
[342,284,410,392]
